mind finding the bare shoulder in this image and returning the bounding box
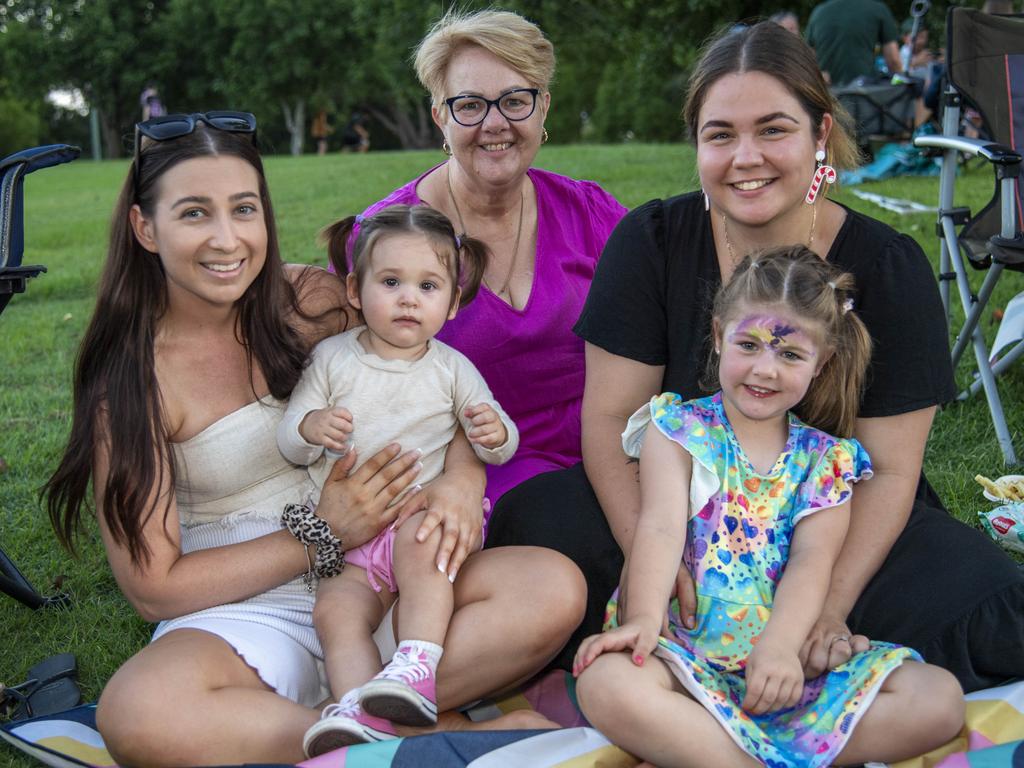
[285,263,359,344]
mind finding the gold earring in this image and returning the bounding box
[442,140,452,156]
[541,128,549,144]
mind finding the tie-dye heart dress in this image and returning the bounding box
[610,392,920,767]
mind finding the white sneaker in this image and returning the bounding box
[302,699,398,758]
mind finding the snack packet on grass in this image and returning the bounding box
[978,502,1024,555]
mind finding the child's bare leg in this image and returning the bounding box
[835,661,964,766]
[391,509,454,644]
[360,510,452,725]
[314,566,394,700]
[576,652,759,768]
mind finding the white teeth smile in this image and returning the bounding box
[482,142,512,151]
[747,385,774,394]
[204,261,242,272]
[733,179,771,191]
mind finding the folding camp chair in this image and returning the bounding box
[914,8,1024,466]
[1,143,80,608]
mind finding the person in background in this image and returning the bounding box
[311,109,332,156]
[139,83,165,121]
[769,10,800,36]
[341,113,371,153]
[806,0,902,85]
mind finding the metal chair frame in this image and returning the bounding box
[1,143,80,608]
[914,8,1024,466]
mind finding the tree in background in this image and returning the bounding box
[0,0,965,154]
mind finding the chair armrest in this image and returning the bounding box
[0,144,81,176]
[914,135,1021,165]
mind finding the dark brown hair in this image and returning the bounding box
[46,124,314,565]
[323,204,488,310]
[683,21,860,170]
[704,245,873,437]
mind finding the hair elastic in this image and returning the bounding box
[454,234,462,249]
[827,280,837,290]
[355,213,365,224]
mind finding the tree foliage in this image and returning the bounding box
[0,0,982,154]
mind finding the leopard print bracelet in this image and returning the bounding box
[282,501,345,588]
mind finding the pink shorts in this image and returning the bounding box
[346,499,491,594]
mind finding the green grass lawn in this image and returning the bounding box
[1,143,1021,765]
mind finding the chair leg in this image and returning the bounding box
[0,546,70,609]
[967,325,1020,466]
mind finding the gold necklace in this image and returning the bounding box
[722,203,817,266]
[446,164,524,298]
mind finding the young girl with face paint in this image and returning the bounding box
[573,246,964,768]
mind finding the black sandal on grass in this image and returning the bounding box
[1,653,82,721]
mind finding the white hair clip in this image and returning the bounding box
[842,297,854,314]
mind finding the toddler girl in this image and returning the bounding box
[277,205,518,757]
[574,246,964,767]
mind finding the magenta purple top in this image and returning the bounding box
[347,165,627,503]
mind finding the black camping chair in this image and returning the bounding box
[1,143,80,608]
[914,8,1024,466]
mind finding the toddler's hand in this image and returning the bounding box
[299,406,353,455]
[572,618,660,677]
[465,403,507,449]
[743,640,804,715]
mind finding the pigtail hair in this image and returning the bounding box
[321,215,359,278]
[455,234,489,307]
[798,293,872,437]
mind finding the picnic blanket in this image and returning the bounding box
[3,673,1022,767]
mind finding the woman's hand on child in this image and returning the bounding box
[572,619,660,677]
[299,406,353,454]
[391,470,484,582]
[464,403,507,449]
[672,563,698,630]
[316,443,422,548]
[800,611,871,678]
[743,641,804,715]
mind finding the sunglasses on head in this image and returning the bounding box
[133,110,258,187]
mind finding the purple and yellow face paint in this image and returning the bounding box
[728,314,815,353]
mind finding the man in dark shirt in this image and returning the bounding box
[806,0,903,85]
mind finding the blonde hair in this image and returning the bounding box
[414,8,556,107]
[683,21,860,171]
[704,245,873,437]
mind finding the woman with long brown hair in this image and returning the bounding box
[45,112,583,766]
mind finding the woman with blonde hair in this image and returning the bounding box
[345,8,626,668]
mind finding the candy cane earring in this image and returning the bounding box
[805,149,836,204]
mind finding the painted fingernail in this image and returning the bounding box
[633,654,644,666]
[448,571,456,583]
[438,559,448,573]
[412,484,423,494]
[414,461,423,473]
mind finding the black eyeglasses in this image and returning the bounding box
[133,111,258,187]
[444,88,540,127]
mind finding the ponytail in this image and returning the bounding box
[797,282,873,437]
[321,215,359,279]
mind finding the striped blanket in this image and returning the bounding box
[2,673,1021,767]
